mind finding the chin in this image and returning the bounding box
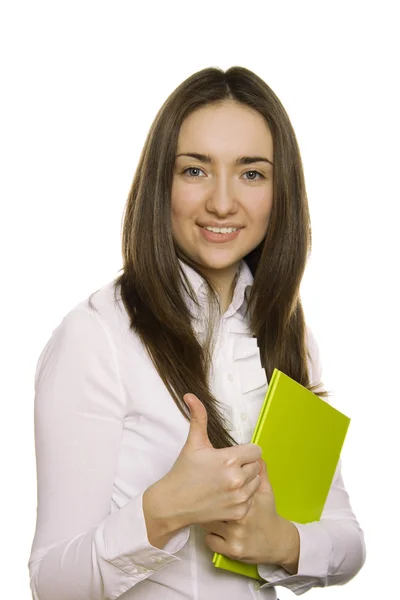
[197,255,242,273]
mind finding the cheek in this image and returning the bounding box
[251,195,273,232]
[170,188,184,223]
[171,186,201,222]
[170,192,195,240]
[171,200,191,226]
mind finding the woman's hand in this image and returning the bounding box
[144,393,263,541]
[201,459,300,573]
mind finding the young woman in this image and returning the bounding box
[28,66,366,600]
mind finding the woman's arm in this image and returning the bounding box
[257,326,366,595]
[142,480,191,549]
[28,308,189,600]
[258,458,366,594]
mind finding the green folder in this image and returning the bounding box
[212,368,350,581]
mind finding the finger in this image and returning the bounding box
[201,521,229,538]
[225,443,262,467]
[257,458,273,493]
[240,461,261,486]
[242,473,262,498]
[183,393,213,449]
[204,532,229,556]
[205,530,246,561]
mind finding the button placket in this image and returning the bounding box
[137,566,149,574]
[216,321,240,434]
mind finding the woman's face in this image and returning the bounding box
[171,100,274,283]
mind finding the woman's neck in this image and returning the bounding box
[200,262,241,314]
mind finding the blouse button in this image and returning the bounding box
[227,373,234,382]
[253,581,261,590]
[241,412,248,422]
[137,566,149,574]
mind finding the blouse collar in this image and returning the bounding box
[177,259,254,319]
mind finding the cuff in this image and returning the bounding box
[101,492,190,579]
[257,521,332,595]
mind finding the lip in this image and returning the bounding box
[198,222,244,229]
[198,224,242,244]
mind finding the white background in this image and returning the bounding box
[1,1,399,597]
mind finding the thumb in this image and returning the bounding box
[258,458,273,493]
[183,393,213,449]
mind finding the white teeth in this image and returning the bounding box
[204,226,239,234]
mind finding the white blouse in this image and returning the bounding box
[28,260,365,600]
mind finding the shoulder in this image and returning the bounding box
[62,280,130,338]
[75,280,126,323]
[35,281,131,385]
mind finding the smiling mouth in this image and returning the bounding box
[202,226,240,234]
[198,225,243,243]
[199,222,244,231]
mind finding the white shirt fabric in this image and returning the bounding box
[28,260,366,600]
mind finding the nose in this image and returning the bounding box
[205,175,238,217]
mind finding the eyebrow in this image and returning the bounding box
[176,152,274,166]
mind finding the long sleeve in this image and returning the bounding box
[257,326,366,595]
[28,308,189,600]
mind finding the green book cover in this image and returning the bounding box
[212,368,351,581]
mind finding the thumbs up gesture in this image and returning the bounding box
[182,392,214,450]
[153,393,263,527]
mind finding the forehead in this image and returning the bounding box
[177,101,273,157]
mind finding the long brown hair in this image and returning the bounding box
[92,66,330,449]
